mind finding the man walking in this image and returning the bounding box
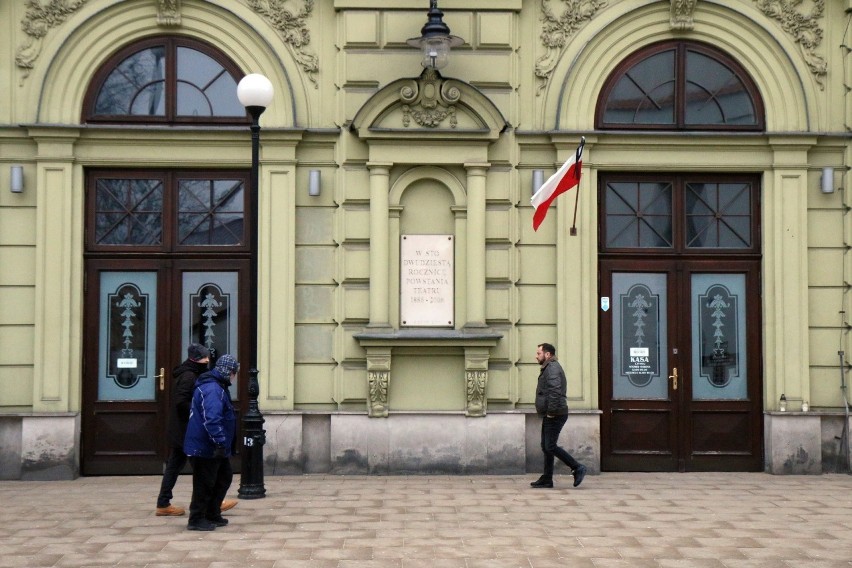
[530,342,587,489]
[155,343,236,516]
[184,354,239,531]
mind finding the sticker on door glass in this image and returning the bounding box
[620,284,660,387]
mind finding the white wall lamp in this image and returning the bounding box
[821,166,835,194]
[308,169,321,197]
[10,165,23,193]
[532,169,544,196]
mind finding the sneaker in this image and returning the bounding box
[220,499,237,512]
[187,519,216,531]
[530,476,553,488]
[207,516,229,527]
[156,504,185,516]
[573,465,587,487]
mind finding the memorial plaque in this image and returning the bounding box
[400,234,454,326]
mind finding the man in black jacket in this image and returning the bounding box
[155,343,237,515]
[530,342,586,489]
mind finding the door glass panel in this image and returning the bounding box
[177,179,245,245]
[685,182,752,248]
[98,272,157,400]
[605,182,673,248]
[612,273,668,399]
[95,178,164,245]
[691,273,747,400]
[182,272,239,399]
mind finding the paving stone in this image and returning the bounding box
[2,473,852,567]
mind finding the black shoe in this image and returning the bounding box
[573,465,587,487]
[530,476,553,488]
[207,516,228,527]
[187,519,216,531]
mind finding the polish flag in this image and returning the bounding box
[531,138,585,231]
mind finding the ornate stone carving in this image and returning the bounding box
[670,0,697,31]
[536,0,607,95]
[15,0,89,79]
[399,69,462,128]
[245,0,319,87]
[368,371,390,418]
[465,370,487,417]
[157,0,181,26]
[755,0,826,89]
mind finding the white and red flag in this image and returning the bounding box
[531,137,585,231]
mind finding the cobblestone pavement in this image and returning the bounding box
[2,473,852,567]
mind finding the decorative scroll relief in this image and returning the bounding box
[400,69,462,128]
[15,0,89,80]
[157,0,181,26]
[670,0,697,31]
[465,370,487,417]
[368,371,390,418]
[246,0,319,87]
[754,0,826,89]
[536,0,607,95]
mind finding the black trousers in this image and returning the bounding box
[187,456,233,524]
[540,414,582,477]
[156,446,188,508]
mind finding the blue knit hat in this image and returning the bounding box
[214,354,239,376]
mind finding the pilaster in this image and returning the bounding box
[464,163,489,328]
[368,163,392,328]
[29,127,81,413]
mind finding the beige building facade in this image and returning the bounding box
[1,0,850,479]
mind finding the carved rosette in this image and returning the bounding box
[368,371,390,418]
[755,0,826,89]
[246,0,319,87]
[465,370,487,417]
[536,0,607,95]
[15,0,89,80]
[400,69,462,129]
[157,0,181,26]
[670,0,697,31]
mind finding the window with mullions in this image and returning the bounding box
[88,171,250,251]
[597,41,764,131]
[600,175,759,253]
[83,37,246,124]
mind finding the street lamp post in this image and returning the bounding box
[236,73,274,499]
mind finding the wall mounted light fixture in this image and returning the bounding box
[308,169,321,197]
[406,0,464,71]
[10,165,23,193]
[821,166,835,194]
[532,169,544,196]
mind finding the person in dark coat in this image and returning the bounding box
[155,344,236,516]
[530,342,587,489]
[184,353,239,531]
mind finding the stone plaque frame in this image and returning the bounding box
[400,234,454,327]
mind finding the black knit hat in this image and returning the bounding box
[187,343,210,361]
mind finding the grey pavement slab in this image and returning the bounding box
[1,473,851,567]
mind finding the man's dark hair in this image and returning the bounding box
[538,343,556,356]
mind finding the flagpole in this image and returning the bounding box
[569,137,586,236]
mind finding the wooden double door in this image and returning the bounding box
[81,170,251,475]
[598,174,763,472]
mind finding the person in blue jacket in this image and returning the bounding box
[183,353,239,531]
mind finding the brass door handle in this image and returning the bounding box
[668,367,678,391]
[156,368,165,391]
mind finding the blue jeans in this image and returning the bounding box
[540,414,582,477]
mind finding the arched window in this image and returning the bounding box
[596,41,764,131]
[83,37,247,124]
